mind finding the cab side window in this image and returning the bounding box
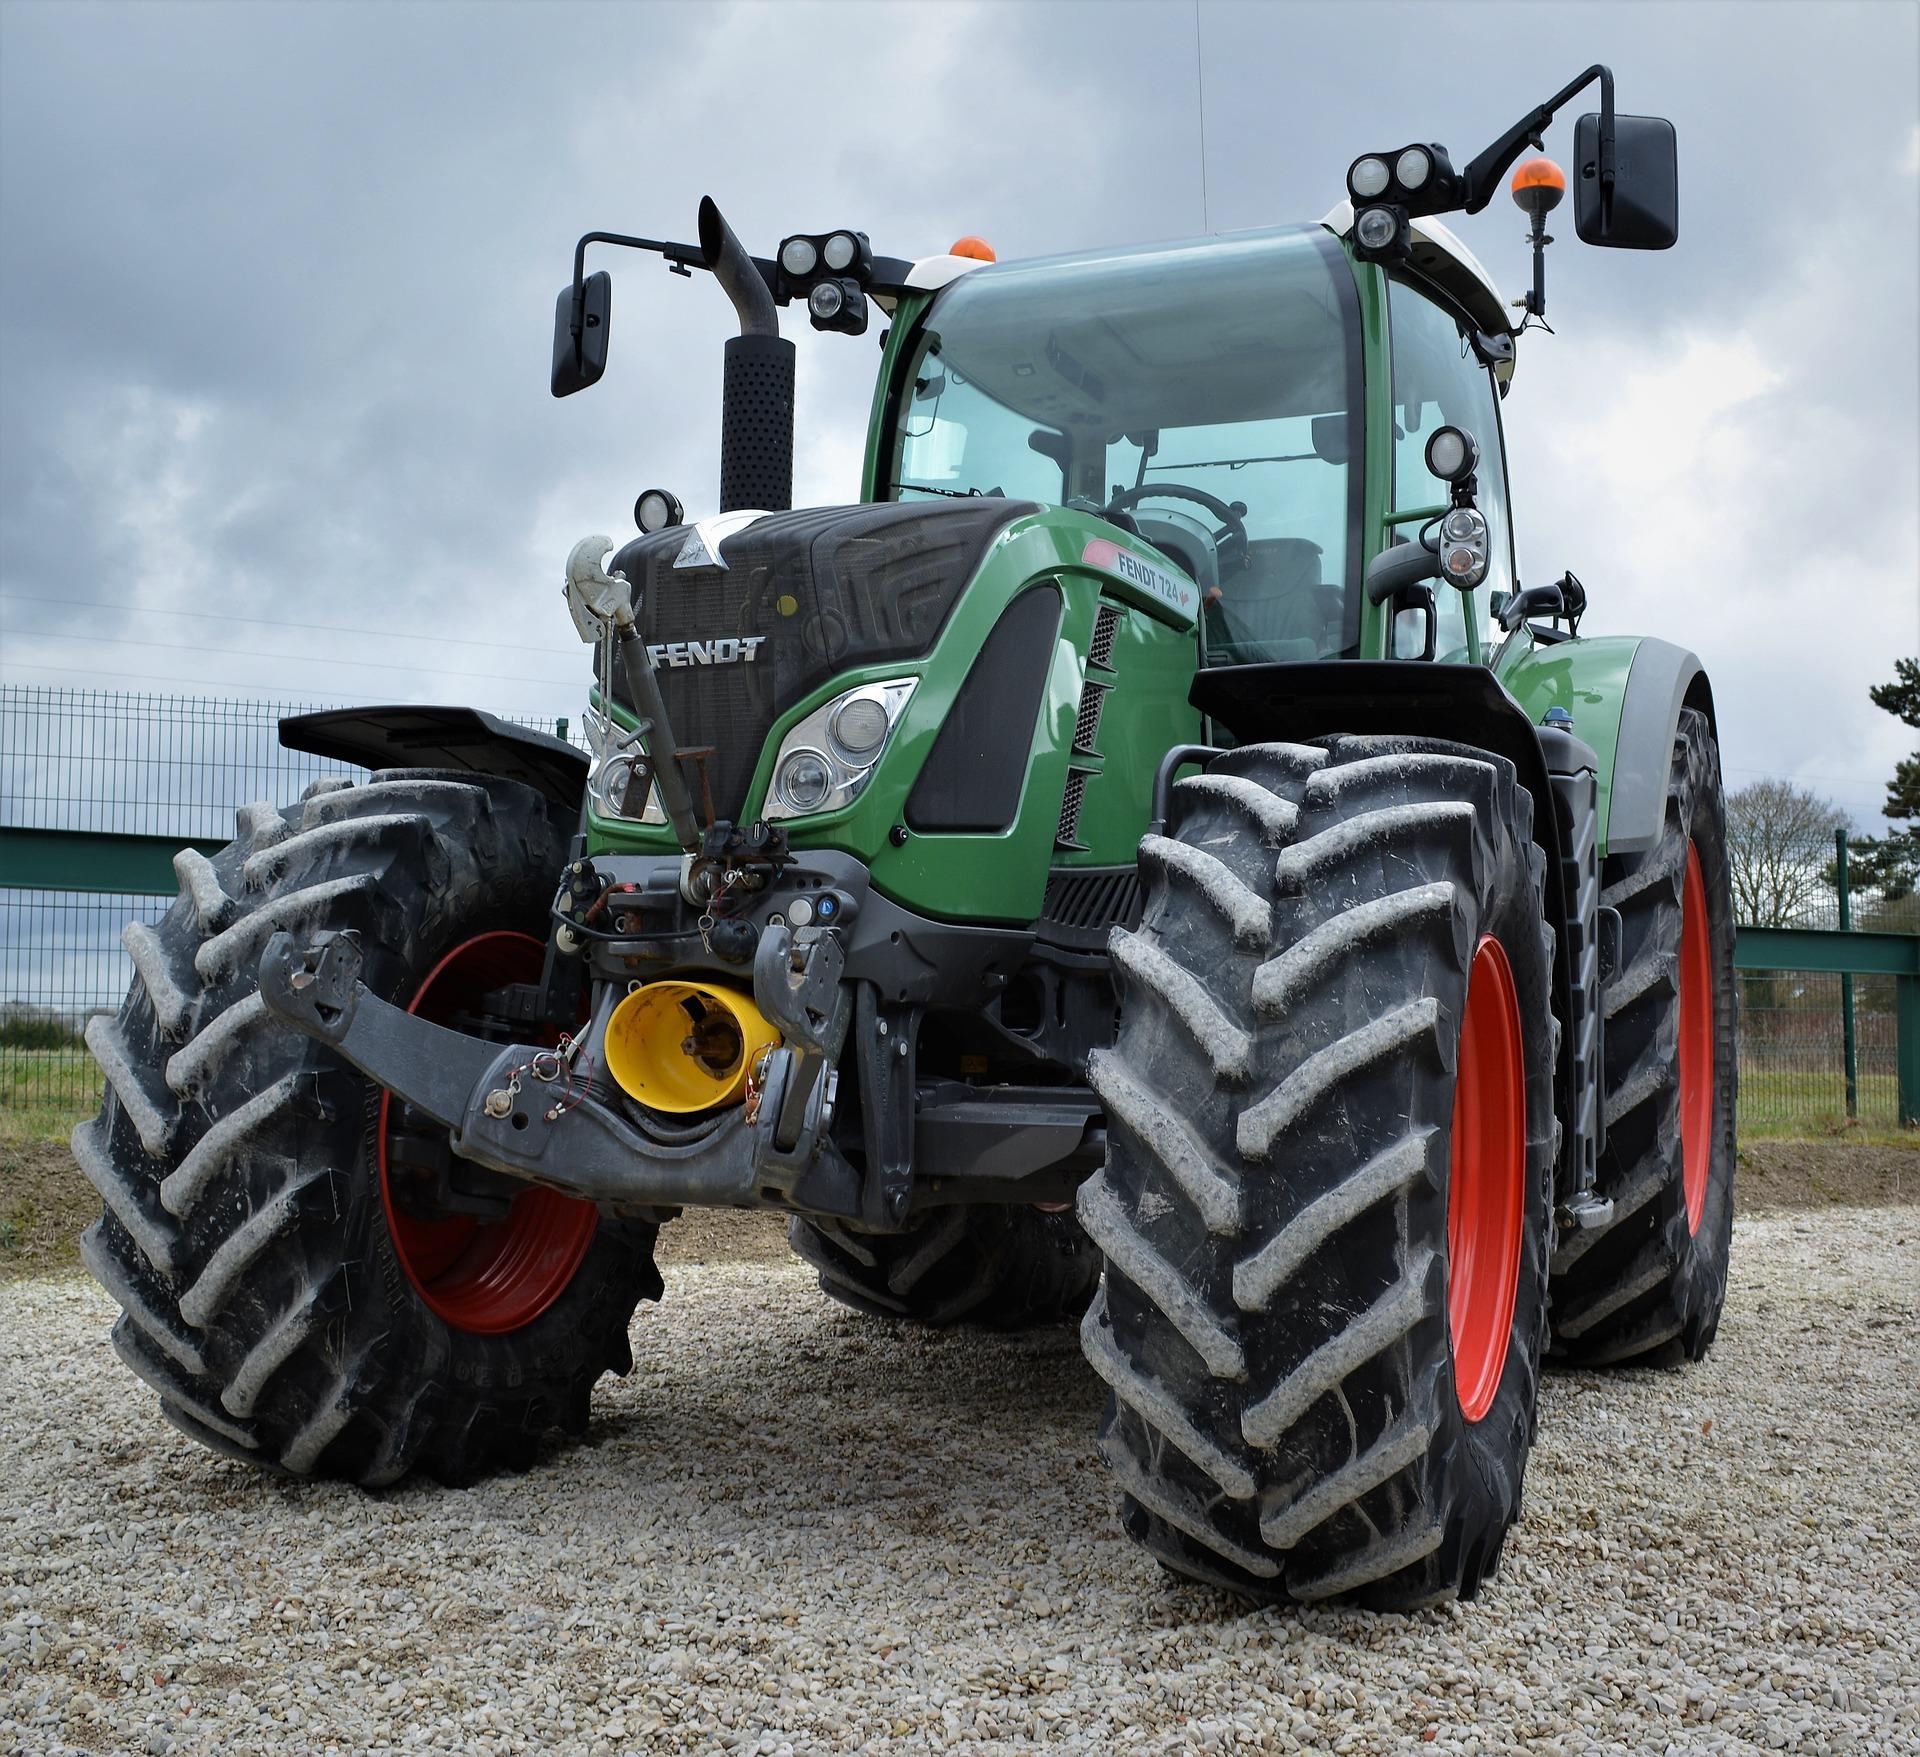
[1387,282,1515,659]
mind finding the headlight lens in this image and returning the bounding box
[1354,205,1399,251]
[779,236,818,277]
[763,679,917,821]
[1396,146,1432,191]
[776,749,835,814]
[830,695,889,758]
[1349,155,1391,199]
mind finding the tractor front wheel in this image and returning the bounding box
[1081,735,1557,1608]
[74,770,661,1483]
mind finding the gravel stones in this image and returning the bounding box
[3,1207,1917,1755]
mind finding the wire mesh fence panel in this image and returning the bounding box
[0,686,581,1125]
[1,889,172,1118]
[1736,970,1900,1135]
[0,687,347,840]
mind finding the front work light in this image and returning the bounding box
[779,236,819,277]
[1354,206,1400,252]
[1424,425,1479,483]
[634,487,684,534]
[1395,146,1433,190]
[822,231,858,271]
[1348,155,1392,200]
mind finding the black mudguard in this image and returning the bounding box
[280,705,587,811]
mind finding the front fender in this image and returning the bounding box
[1497,635,1713,858]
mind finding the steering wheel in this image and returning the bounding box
[1106,482,1250,574]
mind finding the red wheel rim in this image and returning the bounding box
[377,931,598,1335]
[1448,934,1526,1424]
[1677,842,1714,1235]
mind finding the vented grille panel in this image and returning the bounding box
[1056,767,1093,850]
[1089,603,1124,669]
[1072,681,1108,755]
[1040,866,1141,938]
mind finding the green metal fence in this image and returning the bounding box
[2,684,1915,1133]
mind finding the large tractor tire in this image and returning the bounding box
[73,770,661,1484]
[1079,736,1557,1609]
[1550,707,1737,1364]
[789,1206,1099,1328]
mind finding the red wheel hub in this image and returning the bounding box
[1677,841,1715,1235]
[377,931,598,1335]
[1448,934,1526,1424]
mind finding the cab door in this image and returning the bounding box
[1385,278,1516,662]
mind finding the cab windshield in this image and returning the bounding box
[884,226,1363,661]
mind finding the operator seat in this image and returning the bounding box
[1204,537,1330,663]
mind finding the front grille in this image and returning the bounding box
[1089,603,1124,670]
[1039,866,1141,946]
[1072,681,1108,755]
[1056,767,1093,850]
[604,498,1036,821]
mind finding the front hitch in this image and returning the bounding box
[256,930,849,1212]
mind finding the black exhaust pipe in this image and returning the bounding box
[698,197,794,514]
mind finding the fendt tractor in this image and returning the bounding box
[79,66,1735,1609]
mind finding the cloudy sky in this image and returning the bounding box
[2,0,1915,828]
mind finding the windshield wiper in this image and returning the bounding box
[889,483,1004,499]
[1146,453,1318,471]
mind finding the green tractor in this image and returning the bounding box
[77,66,1735,1608]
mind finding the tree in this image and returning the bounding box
[1724,779,1849,928]
[1868,657,1920,823]
[1849,658,1920,930]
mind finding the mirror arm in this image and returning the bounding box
[566,232,775,344]
[1457,63,1613,214]
[1366,537,1441,605]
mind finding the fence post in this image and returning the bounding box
[1900,974,1920,1129]
[1836,828,1858,1120]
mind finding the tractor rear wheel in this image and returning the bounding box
[73,770,661,1484]
[788,1207,1099,1328]
[1550,707,1737,1364]
[1081,736,1557,1608]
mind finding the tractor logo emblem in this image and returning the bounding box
[646,635,768,667]
[1080,538,1196,623]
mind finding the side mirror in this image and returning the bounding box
[1574,112,1678,250]
[551,269,612,397]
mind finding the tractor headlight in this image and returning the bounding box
[1395,146,1433,191]
[1354,205,1400,252]
[775,749,835,814]
[1438,507,1490,590]
[762,679,916,821]
[1349,155,1392,200]
[584,702,665,825]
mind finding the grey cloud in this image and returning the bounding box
[1,0,1914,804]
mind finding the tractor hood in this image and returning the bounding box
[605,498,1038,823]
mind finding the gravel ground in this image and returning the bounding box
[3,1208,1917,1756]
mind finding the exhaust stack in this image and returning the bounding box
[698,197,795,514]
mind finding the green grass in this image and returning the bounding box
[1735,1068,1912,1141]
[1,1049,97,1145]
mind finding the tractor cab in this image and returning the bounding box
[875,226,1364,666]
[868,213,1522,671]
